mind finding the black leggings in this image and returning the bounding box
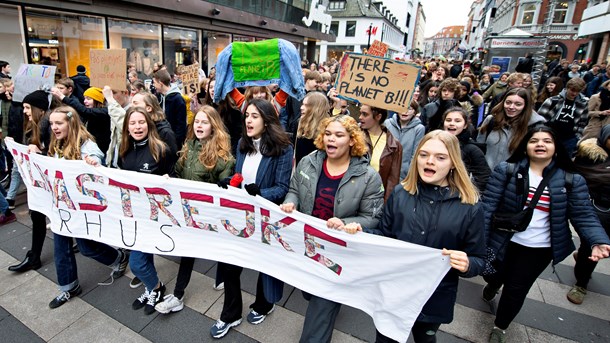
[375,322,442,343]
[487,242,552,330]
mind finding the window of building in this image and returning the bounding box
[328,1,346,10]
[521,4,537,25]
[0,5,26,70]
[108,18,161,79]
[330,21,339,36]
[345,21,356,37]
[163,26,200,77]
[25,8,105,77]
[552,1,569,24]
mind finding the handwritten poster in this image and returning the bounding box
[89,49,127,90]
[12,64,57,102]
[336,53,420,113]
[179,64,199,95]
[368,40,389,57]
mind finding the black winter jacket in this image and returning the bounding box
[155,119,178,159]
[372,183,486,323]
[7,101,23,143]
[62,96,111,154]
[456,131,491,192]
[483,160,610,266]
[70,73,90,105]
[118,138,174,176]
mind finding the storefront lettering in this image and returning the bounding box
[302,2,332,34]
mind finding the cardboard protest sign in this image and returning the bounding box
[12,64,56,102]
[178,64,199,95]
[368,40,389,57]
[89,49,127,90]
[232,38,280,82]
[336,53,420,113]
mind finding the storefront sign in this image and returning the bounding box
[336,53,420,113]
[8,139,450,343]
[368,40,389,57]
[302,1,332,34]
[12,64,56,103]
[489,38,546,48]
[178,64,199,95]
[89,49,127,91]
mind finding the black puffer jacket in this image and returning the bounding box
[483,160,610,266]
[456,131,490,192]
[62,96,111,154]
[372,182,486,323]
[155,119,178,160]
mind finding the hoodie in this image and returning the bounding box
[384,115,425,179]
[161,84,187,146]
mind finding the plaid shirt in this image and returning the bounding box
[537,91,589,138]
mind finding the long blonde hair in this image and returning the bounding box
[119,107,167,162]
[297,92,330,139]
[178,106,233,169]
[48,106,95,160]
[402,130,479,204]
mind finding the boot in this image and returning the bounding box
[8,250,42,272]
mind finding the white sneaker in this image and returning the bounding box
[213,282,224,291]
[155,294,184,314]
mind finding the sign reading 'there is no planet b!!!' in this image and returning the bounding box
[336,53,420,113]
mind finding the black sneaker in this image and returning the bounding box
[144,283,165,315]
[483,284,500,302]
[112,249,129,279]
[130,277,143,289]
[7,199,15,210]
[132,289,149,310]
[49,284,82,309]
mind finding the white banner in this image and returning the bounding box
[7,141,450,342]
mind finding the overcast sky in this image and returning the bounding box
[419,0,473,37]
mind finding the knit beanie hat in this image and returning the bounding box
[459,80,471,94]
[83,87,104,104]
[23,90,50,110]
[77,65,86,74]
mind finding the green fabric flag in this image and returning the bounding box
[232,38,280,82]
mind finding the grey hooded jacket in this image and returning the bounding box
[384,116,425,179]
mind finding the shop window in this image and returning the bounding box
[206,32,231,76]
[25,8,105,77]
[345,21,356,37]
[108,18,161,79]
[552,2,569,24]
[0,5,26,70]
[163,26,200,77]
[520,4,537,25]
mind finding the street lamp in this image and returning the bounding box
[367,23,373,49]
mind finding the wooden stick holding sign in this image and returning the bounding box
[336,53,421,113]
[90,49,127,91]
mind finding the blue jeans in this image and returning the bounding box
[53,233,120,291]
[7,160,22,200]
[0,190,8,214]
[129,251,159,291]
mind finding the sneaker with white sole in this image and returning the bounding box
[111,249,129,279]
[213,282,224,291]
[210,318,242,339]
[130,276,143,289]
[144,283,165,315]
[49,284,82,309]
[247,305,275,325]
[155,294,184,314]
[132,289,149,310]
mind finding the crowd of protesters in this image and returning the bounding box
[0,49,609,343]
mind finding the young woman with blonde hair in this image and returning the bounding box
[294,91,330,165]
[281,115,384,343]
[372,130,485,342]
[47,105,128,309]
[119,107,174,315]
[155,105,235,314]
